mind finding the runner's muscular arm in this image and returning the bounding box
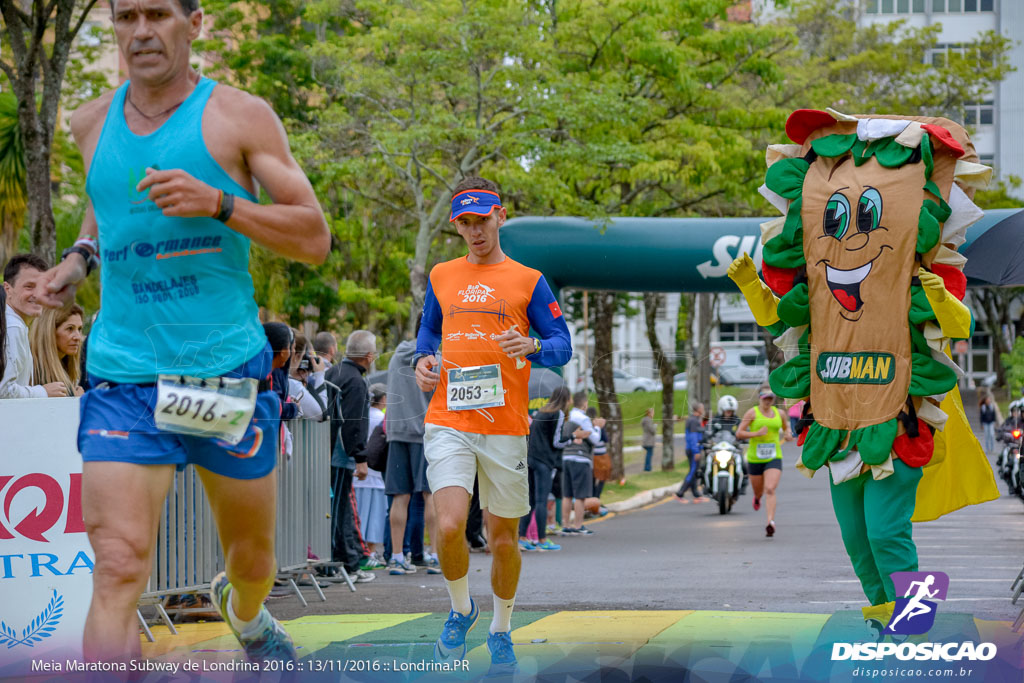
[38,95,110,307]
[137,92,330,265]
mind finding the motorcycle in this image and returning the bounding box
[997,427,1022,494]
[702,430,746,515]
[1009,430,1024,499]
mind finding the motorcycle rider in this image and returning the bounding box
[698,396,745,491]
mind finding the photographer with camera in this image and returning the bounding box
[289,333,328,420]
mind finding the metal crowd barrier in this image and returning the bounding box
[138,419,336,638]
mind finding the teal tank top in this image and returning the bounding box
[85,78,266,383]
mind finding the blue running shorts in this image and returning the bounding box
[78,346,280,480]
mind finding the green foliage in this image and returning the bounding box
[778,0,1014,118]
[975,177,1024,210]
[173,0,1016,353]
[1001,337,1024,394]
[0,93,26,218]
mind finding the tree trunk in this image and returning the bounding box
[690,292,713,411]
[644,292,675,471]
[23,123,56,265]
[592,291,623,480]
[0,0,97,266]
[974,287,1023,388]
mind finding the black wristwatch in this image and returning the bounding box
[61,245,99,276]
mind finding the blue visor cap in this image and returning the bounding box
[450,189,502,222]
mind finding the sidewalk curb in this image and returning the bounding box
[604,483,681,513]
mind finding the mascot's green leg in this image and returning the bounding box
[864,460,921,601]
[830,460,922,605]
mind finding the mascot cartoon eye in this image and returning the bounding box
[824,192,851,239]
[857,187,883,233]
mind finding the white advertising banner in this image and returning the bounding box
[0,398,92,677]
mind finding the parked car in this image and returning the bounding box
[577,369,660,393]
[716,347,768,386]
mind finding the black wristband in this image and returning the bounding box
[215,192,235,223]
[61,245,98,276]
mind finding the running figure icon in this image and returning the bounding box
[888,574,940,630]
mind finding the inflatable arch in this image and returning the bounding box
[502,209,1022,295]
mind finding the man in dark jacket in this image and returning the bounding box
[325,329,378,580]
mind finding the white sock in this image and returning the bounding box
[391,552,404,563]
[228,595,268,637]
[490,594,516,634]
[445,575,473,616]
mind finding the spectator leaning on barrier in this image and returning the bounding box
[325,329,378,579]
[30,302,85,397]
[2,254,68,399]
[385,320,442,575]
[354,383,389,565]
[264,322,300,421]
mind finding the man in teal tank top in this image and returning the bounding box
[38,0,329,665]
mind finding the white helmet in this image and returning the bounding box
[718,395,738,413]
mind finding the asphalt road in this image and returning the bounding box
[273,441,1024,623]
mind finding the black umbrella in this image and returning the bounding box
[529,367,566,400]
[963,209,1024,286]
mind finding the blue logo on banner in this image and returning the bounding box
[886,571,949,635]
[0,590,63,649]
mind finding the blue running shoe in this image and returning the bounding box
[518,538,537,551]
[210,572,297,664]
[486,630,518,676]
[433,598,479,661]
[535,539,561,551]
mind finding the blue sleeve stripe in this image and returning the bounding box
[525,275,573,368]
[416,278,443,356]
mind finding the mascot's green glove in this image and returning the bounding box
[728,253,780,327]
[918,267,972,339]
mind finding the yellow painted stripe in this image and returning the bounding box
[464,610,691,678]
[142,612,429,661]
[646,611,830,665]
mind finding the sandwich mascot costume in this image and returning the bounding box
[729,108,1000,635]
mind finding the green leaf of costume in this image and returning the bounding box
[763,197,807,268]
[871,138,914,168]
[847,420,899,465]
[916,200,943,254]
[769,351,811,399]
[811,133,857,158]
[908,285,936,327]
[921,135,934,179]
[909,353,958,396]
[801,422,848,470]
[765,157,809,199]
[778,282,811,327]
[765,319,790,337]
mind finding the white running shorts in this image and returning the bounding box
[423,424,529,519]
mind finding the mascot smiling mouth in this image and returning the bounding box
[826,260,871,312]
[820,248,890,320]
